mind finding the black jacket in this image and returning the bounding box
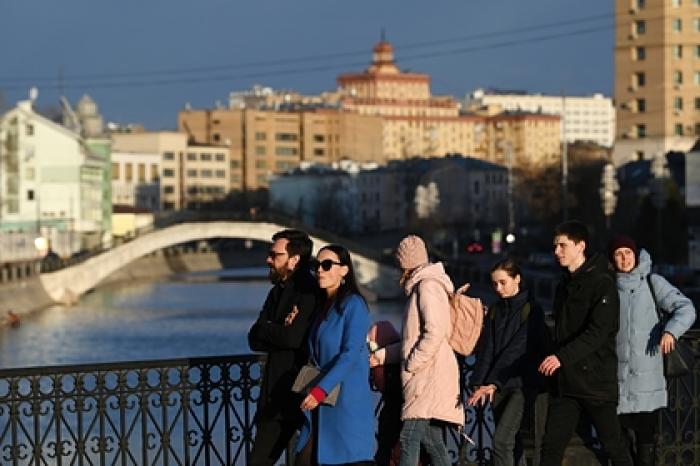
[551,252,620,402]
[248,268,321,421]
[471,289,546,392]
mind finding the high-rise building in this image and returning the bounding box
[613,0,700,165]
[337,40,480,160]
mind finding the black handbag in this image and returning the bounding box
[647,274,692,378]
[291,363,340,406]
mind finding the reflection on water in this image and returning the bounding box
[0,268,404,369]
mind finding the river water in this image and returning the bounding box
[0,268,406,369]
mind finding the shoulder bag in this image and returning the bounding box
[647,274,692,378]
[291,363,341,406]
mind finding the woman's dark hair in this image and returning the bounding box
[318,244,366,313]
[490,258,522,279]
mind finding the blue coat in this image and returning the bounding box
[295,293,375,464]
[616,249,696,414]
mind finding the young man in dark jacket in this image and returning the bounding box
[247,229,321,466]
[538,221,632,466]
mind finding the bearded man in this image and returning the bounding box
[247,229,321,465]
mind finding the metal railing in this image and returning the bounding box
[0,344,698,466]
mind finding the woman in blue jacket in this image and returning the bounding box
[295,244,375,466]
[609,235,696,466]
[468,259,545,466]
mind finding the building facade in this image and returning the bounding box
[178,107,383,190]
[112,132,231,210]
[268,156,508,235]
[0,99,110,253]
[466,89,615,147]
[613,0,700,165]
[111,150,161,211]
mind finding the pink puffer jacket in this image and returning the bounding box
[399,263,464,425]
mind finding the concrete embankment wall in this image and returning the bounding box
[0,250,226,322]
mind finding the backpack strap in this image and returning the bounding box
[647,273,664,323]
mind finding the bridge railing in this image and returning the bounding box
[0,343,698,466]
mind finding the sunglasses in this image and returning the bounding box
[311,259,343,272]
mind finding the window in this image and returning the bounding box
[276,161,296,171]
[636,124,646,138]
[635,20,646,34]
[275,133,298,142]
[151,164,159,182]
[200,153,212,161]
[125,163,133,182]
[473,180,480,195]
[672,18,682,32]
[187,169,197,177]
[112,163,120,180]
[635,46,646,60]
[257,175,267,184]
[695,97,700,109]
[695,18,700,31]
[230,160,241,169]
[215,170,225,178]
[636,98,646,112]
[696,123,700,136]
[163,152,175,161]
[636,0,645,7]
[255,132,266,141]
[163,185,174,194]
[163,169,174,177]
[163,202,175,210]
[635,72,646,87]
[313,148,325,156]
[25,167,35,180]
[313,134,325,143]
[275,147,298,156]
[672,0,681,6]
[215,153,225,161]
[255,160,267,169]
[695,71,700,84]
[696,45,700,58]
[187,152,197,161]
[212,133,220,143]
[674,45,683,59]
[674,96,683,110]
[136,163,145,182]
[675,123,684,136]
[673,70,683,85]
[255,146,266,156]
[201,169,212,178]
[27,190,34,201]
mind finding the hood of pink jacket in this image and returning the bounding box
[403,262,454,296]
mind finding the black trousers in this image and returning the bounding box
[619,410,659,446]
[249,414,303,466]
[540,395,633,466]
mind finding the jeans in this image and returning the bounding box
[492,388,525,466]
[399,419,450,466]
[540,395,632,466]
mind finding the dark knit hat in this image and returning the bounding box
[607,234,638,263]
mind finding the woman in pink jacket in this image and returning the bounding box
[371,235,464,466]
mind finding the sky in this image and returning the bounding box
[0,0,614,130]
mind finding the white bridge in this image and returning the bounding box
[40,222,400,304]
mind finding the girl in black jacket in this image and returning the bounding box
[468,259,546,466]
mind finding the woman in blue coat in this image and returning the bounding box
[295,244,375,466]
[609,235,696,466]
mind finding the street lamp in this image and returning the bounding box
[599,162,619,230]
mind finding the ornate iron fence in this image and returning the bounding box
[0,343,697,466]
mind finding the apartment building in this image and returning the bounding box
[178,107,383,189]
[466,89,615,147]
[613,0,700,165]
[112,132,230,210]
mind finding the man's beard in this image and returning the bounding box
[269,264,291,284]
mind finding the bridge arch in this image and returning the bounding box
[39,222,400,304]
